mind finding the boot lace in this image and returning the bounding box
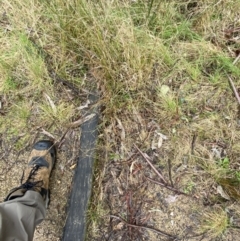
[20,165,43,190]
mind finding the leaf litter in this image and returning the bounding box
[88,97,240,240]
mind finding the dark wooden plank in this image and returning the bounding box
[62,95,98,241]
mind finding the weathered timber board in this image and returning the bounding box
[62,96,98,241]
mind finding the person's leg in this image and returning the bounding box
[0,191,45,241]
[0,140,56,241]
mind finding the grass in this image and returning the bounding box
[199,206,229,239]
[1,0,240,240]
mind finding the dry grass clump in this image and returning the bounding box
[199,206,229,239]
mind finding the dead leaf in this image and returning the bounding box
[115,117,125,140]
[151,131,167,150]
[43,93,57,114]
[217,185,231,200]
[151,133,158,150]
[156,131,168,140]
[114,222,124,230]
[211,147,221,159]
[130,161,137,174]
[165,195,178,204]
[157,135,163,148]
[70,163,77,170]
[59,164,65,173]
[176,164,187,172]
[160,85,170,96]
[147,120,160,129]
[77,100,91,110]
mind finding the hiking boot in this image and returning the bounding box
[4,140,56,207]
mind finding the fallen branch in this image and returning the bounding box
[67,113,96,128]
[134,144,167,184]
[110,215,178,240]
[227,75,240,105]
[146,177,191,197]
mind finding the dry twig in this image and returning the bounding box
[146,177,191,197]
[227,75,240,105]
[41,128,55,140]
[191,133,197,155]
[227,54,240,105]
[134,144,167,184]
[67,113,96,128]
[56,128,70,149]
[233,54,240,65]
[110,215,178,240]
[167,159,174,187]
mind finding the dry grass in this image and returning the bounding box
[1,0,240,240]
[199,206,229,239]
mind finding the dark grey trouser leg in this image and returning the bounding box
[0,191,46,241]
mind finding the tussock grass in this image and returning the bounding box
[199,206,229,239]
[1,0,240,239]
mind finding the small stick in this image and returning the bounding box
[67,113,96,128]
[56,128,70,149]
[227,75,240,105]
[134,144,167,184]
[110,215,178,240]
[41,128,55,140]
[191,133,197,155]
[146,177,191,197]
[233,54,240,65]
[167,159,174,187]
